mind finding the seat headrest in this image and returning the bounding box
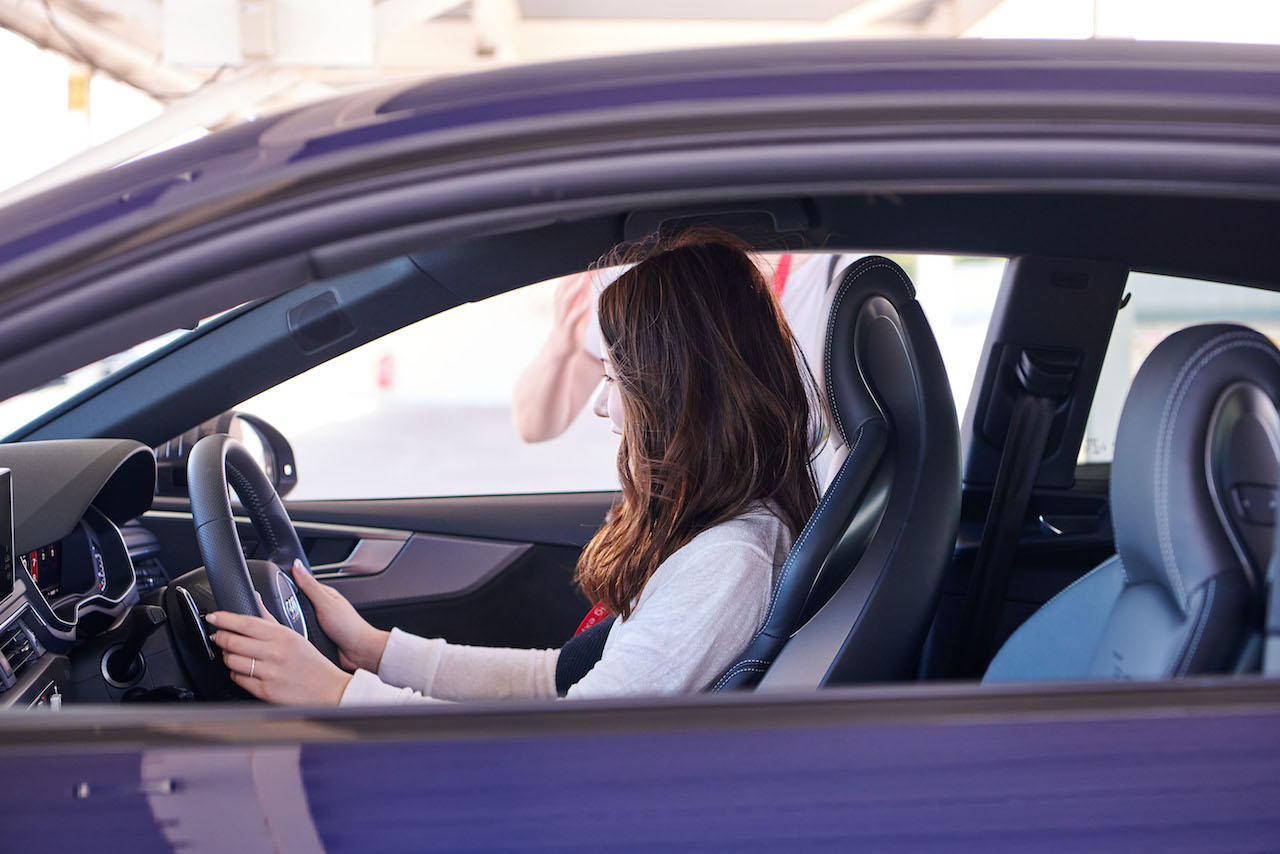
[1112,324,1280,613]
[819,256,917,459]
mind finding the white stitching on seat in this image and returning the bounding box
[989,558,1127,676]
[1154,334,1280,611]
[715,422,872,692]
[1038,556,1125,616]
[712,664,768,692]
[712,659,772,690]
[823,259,912,445]
[1154,335,1233,608]
[758,424,865,630]
[717,258,913,694]
[1176,578,1216,677]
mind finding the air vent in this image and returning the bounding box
[133,554,168,593]
[0,618,41,688]
[121,522,168,593]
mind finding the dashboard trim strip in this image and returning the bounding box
[143,510,413,542]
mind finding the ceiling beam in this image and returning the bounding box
[473,0,521,61]
[927,0,1008,36]
[64,0,163,33]
[0,65,302,208]
[0,0,200,99]
[821,0,936,35]
[375,0,465,39]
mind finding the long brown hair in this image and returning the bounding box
[575,230,819,618]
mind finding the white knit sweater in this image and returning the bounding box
[339,504,793,705]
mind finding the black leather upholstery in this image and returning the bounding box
[714,256,961,690]
[987,324,1277,681]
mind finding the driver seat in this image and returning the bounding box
[985,324,1277,681]
[714,256,962,690]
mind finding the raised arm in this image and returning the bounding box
[511,272,605,442]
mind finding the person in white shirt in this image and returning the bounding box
[206,230,821,705]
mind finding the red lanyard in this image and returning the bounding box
[575,601,610,635]
[772,253,793,297]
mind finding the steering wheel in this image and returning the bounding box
[185,433,341,668]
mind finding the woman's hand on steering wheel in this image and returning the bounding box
[207,602,352,705]
[205,560,390,705]
[287,561,391,673]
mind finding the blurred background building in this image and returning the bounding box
[1,0,1278,498]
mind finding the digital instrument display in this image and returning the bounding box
[23,542,62,599]
[0,469,11,602]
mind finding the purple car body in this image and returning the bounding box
[0,39,1278,852]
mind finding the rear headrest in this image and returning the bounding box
[1112,324,1280,613]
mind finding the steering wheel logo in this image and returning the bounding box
[273,570,309,640]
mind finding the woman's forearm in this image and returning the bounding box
[373,627,559,701]
[430,643,560,701]
[512,336,602,442]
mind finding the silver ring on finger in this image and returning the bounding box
[250,657,256,678]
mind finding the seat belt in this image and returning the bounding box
[947,348,1075,678]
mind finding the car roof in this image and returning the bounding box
[3,39,1280,418]
[3,38,1280,270]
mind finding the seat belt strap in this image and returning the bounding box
[947,348,1073,678]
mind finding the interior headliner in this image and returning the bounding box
[11,187,1280,447]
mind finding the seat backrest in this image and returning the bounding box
[714,256,961,690]
[986,324,1279,682]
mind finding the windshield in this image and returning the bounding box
[0,312,232,438]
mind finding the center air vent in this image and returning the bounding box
[122,522,168,593]
[133,555,168,593]
[0,617,41,689]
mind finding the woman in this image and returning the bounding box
[206,230,820,704]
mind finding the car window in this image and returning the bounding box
[238,253,1002,500]
[0,313,234,439]
[238,279,625,501]
[1081,273,1280,464]
[895,254,1006,423]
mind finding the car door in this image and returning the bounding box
[139,492,606,652]
[5,676,1279,851]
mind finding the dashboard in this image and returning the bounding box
[0,440,158,708]
[18,507,136,630]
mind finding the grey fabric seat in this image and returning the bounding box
[986,324,1278,682]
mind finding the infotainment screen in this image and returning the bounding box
[0,469,12,602]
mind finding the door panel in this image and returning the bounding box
[357,544,588,649]
[280,493,618,548]
[323,533,527,606]
[141,492,613,650]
